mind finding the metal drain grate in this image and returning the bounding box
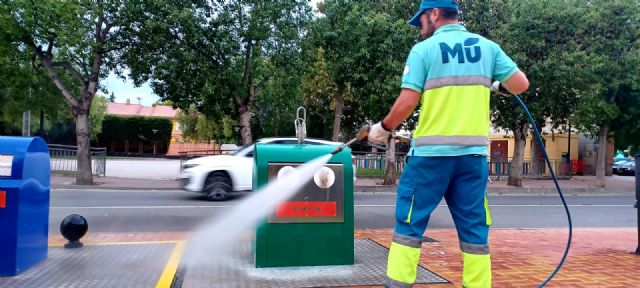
[179,239,448,288]
[0,243,174,288]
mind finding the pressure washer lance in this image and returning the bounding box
[330,125,410,155]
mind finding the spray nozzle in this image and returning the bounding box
[330,125,411,155]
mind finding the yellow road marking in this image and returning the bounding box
[156,241,186,288]
[48,240,181,247]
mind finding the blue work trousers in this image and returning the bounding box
[386,155,492,288]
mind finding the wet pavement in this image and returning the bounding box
[33,228,640,287]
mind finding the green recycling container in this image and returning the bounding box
[253,143,354,268]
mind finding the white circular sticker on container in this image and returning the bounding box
[313,166,336,189]
[277,166,296,180]
[403,65,410,75]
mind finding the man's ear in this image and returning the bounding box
[432,8,441,22]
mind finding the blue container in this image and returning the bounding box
[0,136,50,276]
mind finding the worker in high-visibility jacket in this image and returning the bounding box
[366,1,530,287]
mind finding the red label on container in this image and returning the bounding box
[0,191,5,208]
[275,201,337,217]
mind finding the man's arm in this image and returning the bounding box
[501,70,529,95]
[381,88,421,131]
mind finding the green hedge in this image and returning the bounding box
[99,115,172,144]
[356,168,402,178]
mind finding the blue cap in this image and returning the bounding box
[408,0,459,27]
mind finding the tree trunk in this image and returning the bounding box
[239,108,252,146]
[530,127,544,178]
[595,124,608,187]
[74,110,93,185]
[331,91,345,142]
[383,137,396,185]
[508,123,528,187]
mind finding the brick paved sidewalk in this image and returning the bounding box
[48,228,640,287]
[358,228,640,288]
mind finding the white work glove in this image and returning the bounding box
[491,81,510,96]
[368,122,392,146]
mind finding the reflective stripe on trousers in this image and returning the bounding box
[461,242,491,288]
[385,239,492,288]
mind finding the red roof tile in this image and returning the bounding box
[107,102,178,118]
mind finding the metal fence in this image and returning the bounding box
[48,144,107,176]
[352,152,408,175]
[489,159,572,180]
[352,152,572,180]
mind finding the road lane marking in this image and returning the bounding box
[156,241,186,288]
[356,204,632,207]
[50,204,633,209]
[51,205,235,209]
[48,240,180,247]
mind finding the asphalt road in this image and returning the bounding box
[49,189,638,234]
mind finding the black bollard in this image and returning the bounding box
[636,155,639,255]
[60,214,88,248]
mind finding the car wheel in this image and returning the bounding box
[204,172,232,201]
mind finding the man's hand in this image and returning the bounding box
[493,71,529,95]
[368,122,392,146]
[491,81,510,96]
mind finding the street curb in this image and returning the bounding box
[487,187,634,195]
[355,185,397,193]
[51,185,181,191]
[354,185,635,195]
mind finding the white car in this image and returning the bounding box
[180,137,352,201]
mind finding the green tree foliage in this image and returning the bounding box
[89,94,108,140]
[486,0,589,186]
[177,106,199,142]
[252,66,302,140]
[123,0,312,145]
[571,0,640,187]
[611,90,640,153]
[304,0,416,184]
[458,0,507,38]
[0,0,153,184]
[0,38,106,142]
[178,105,236,143]
[460,0,639,187]
[0,38,68,135]
[33,94,108,144]
[306,1,416,138]
[302,48,346,140]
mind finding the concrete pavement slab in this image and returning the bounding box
[40,228,640,287]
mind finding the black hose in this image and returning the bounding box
[512,94,573,287]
